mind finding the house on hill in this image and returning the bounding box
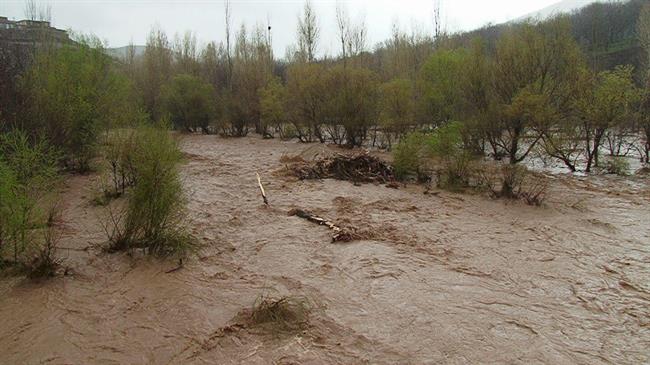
[0,16,71,46]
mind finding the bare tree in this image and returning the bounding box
[348,14,367,58]
[433,0,442,40]
[173,31,198,75]
[297,0,319,62]
[125,39,137,80]
[24,0,51,22]
[335,3,366,66]
[224,0,233,88]
[335,2,349,65]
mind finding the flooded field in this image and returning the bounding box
[1,135,649,364]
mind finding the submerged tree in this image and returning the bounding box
[485,18,584,164]
[161,74,217,133]
[576,66,639,172]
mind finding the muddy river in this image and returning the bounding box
[1,135,649,364]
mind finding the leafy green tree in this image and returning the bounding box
[259,77,289,138]
[577,66,639,172]
[487,18,584,164]
[286,62,329,142]
[378,79,415,148]
[20,36,137,171]
[161,74,217,133]
[327,66,379,147]
[419,49,468,125]
[142,26,173,121]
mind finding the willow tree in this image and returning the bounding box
[142,26,173,121]
[576,66,639,172]
[419,49,469,126]
[486,17,584,164]
[161,74,217,133]
[378,78,415,148]
[224,24,273,136]
[326,66,379,147]
[285,62,329,142]
[20,36,137,171]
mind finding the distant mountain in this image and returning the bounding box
[106,45,145,60]
[517,0,626,21]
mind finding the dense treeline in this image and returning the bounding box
[113,1,650,168]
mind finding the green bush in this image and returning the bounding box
[393,123,476,189]
[0,130,60,273]
[106,124,193,257]
[393,132,429,180]
[428,122,474,189]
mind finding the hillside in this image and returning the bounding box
[456,0,643,75]
[105,45,146,60]
[517,0,625,21]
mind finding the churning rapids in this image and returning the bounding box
[1,135,649,364]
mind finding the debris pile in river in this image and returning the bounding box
[286,152,394,183]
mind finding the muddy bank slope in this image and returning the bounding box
[0,135,649,364]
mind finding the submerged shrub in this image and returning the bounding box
[603,157,630,176]
[393,132,429,180]
[428,122,475,189]
[103,129,138,196]
[26,224,62,279]
[480,163,548,206]
[106,124,194,257]
[394,122,475,188]
[249,294,311,334]
[0,130,61,272]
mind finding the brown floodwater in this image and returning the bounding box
[1,135,649,364]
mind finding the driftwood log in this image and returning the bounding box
[288,209,353,242]
[256,172,269,206]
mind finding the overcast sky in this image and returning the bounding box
[0,0,560,55]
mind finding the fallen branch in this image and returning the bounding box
[256,172,269,206]
[165,258,184,273]
[288,208,353,242]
